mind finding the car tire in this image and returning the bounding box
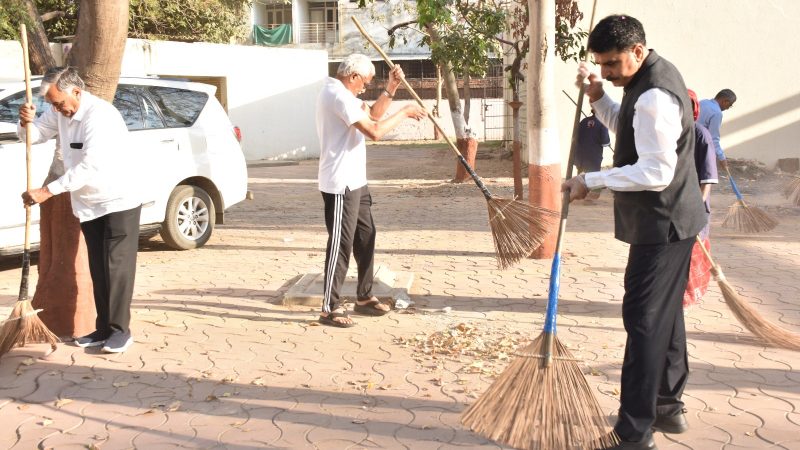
[160,185,215,250]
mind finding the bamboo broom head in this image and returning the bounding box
[0,302,59,357]
[487,197,559,270]
[721,200,779,233]
[709,264,800,351]
[784,175,800,207]
[461,333,618,449]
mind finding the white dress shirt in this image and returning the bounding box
[584,88,683,192]
[19,91,141,222]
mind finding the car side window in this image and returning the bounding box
[141,95,165,129]
[113,86,144,131]
[0,90,48,123]
[146,86,208,128]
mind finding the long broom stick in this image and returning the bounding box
[462,3,617,447]
[721,167,778,233]
[0,24,59,358]
[351,17,558,269]
[695,236,799,351]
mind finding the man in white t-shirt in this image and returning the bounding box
[316,54,425,327]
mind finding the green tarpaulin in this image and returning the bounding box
[254,24,292,46]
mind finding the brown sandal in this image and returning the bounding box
[318,311,355,328]
[354,298,390,316]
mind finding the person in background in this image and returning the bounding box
[698,89,737,170]
[19,66,141,353]
[575,107,611,200]
[683,89,718,308]
[564,15,707,450]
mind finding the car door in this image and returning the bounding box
[0,88,55,254]
[113,85,180,226]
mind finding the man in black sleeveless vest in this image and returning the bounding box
[563,15,707,450]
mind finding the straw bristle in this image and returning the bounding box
[487,197,559,269]
[0,301,59,357]
[461,334,618,449]
[721,200,778,233]
[709,265,800,351]
[784,176,800,207]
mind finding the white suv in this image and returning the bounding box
[0,77,248,254]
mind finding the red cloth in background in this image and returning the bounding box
[684,237,711,308]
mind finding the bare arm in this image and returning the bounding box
[369,65,404,120]
[354,104,425,141]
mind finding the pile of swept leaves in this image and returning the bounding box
[393,322,530,378]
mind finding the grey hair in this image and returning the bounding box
[336,54,375,78]
[715,89,737,104]
[39,66,85,96]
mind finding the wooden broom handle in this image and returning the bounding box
[350,17,463,160]
[21,24,32,251]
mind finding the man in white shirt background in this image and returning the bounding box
[20,66,141,353]
[316,54,425,328]
[563,15,707,450]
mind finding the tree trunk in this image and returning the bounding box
[510,75,523,199]
[31,0,130,339]
[21,0,57,74]
[68,0,130,101]
[426,26,478,183]
[527,0,560,259]
[433,65,442,140]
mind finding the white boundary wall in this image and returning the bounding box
[0,39,328,162]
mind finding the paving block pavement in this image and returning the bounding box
[1,145,799,449]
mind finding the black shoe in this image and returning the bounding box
[101,329,134,353]
[652,411,689,434]
[597,435,657,450]
[75,329,111,348]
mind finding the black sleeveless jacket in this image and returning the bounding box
[611,50,707,245]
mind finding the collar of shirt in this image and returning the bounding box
[70,91,94,122]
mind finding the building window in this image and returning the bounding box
[300,2,338,44]
[264,3,292,27]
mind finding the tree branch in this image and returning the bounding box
[40,10,70,22]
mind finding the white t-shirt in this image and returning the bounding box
[317,77,369,194]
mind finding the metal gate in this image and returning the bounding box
[481,97,508,141]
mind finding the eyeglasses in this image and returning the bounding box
[356,74,371,87]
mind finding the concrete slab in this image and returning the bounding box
[282,264,414,306]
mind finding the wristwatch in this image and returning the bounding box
[382,89,394,99]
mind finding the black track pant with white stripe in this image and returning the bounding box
[321,186,376,313]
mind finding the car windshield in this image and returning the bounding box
[0,90,47,124]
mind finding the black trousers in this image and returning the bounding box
[80,205,141,334]
[615,236,694,441]
[321,186,376,313]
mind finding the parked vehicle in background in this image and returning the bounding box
[0,77,249,255]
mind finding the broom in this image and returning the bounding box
[0,24,59,358]
[694,236,800,351]
[351,17,558,270]
[721,167,778,233]
[462,4,617,447]
[783,175,800,207]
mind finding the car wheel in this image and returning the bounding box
[160,185,215,250]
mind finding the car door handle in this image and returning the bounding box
[161,139,175,143]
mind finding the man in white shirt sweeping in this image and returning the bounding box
[316,54,425,328]
[19,66,141,353]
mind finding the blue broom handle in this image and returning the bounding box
[726,167,744,200]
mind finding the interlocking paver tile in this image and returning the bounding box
[1,146,798,449]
